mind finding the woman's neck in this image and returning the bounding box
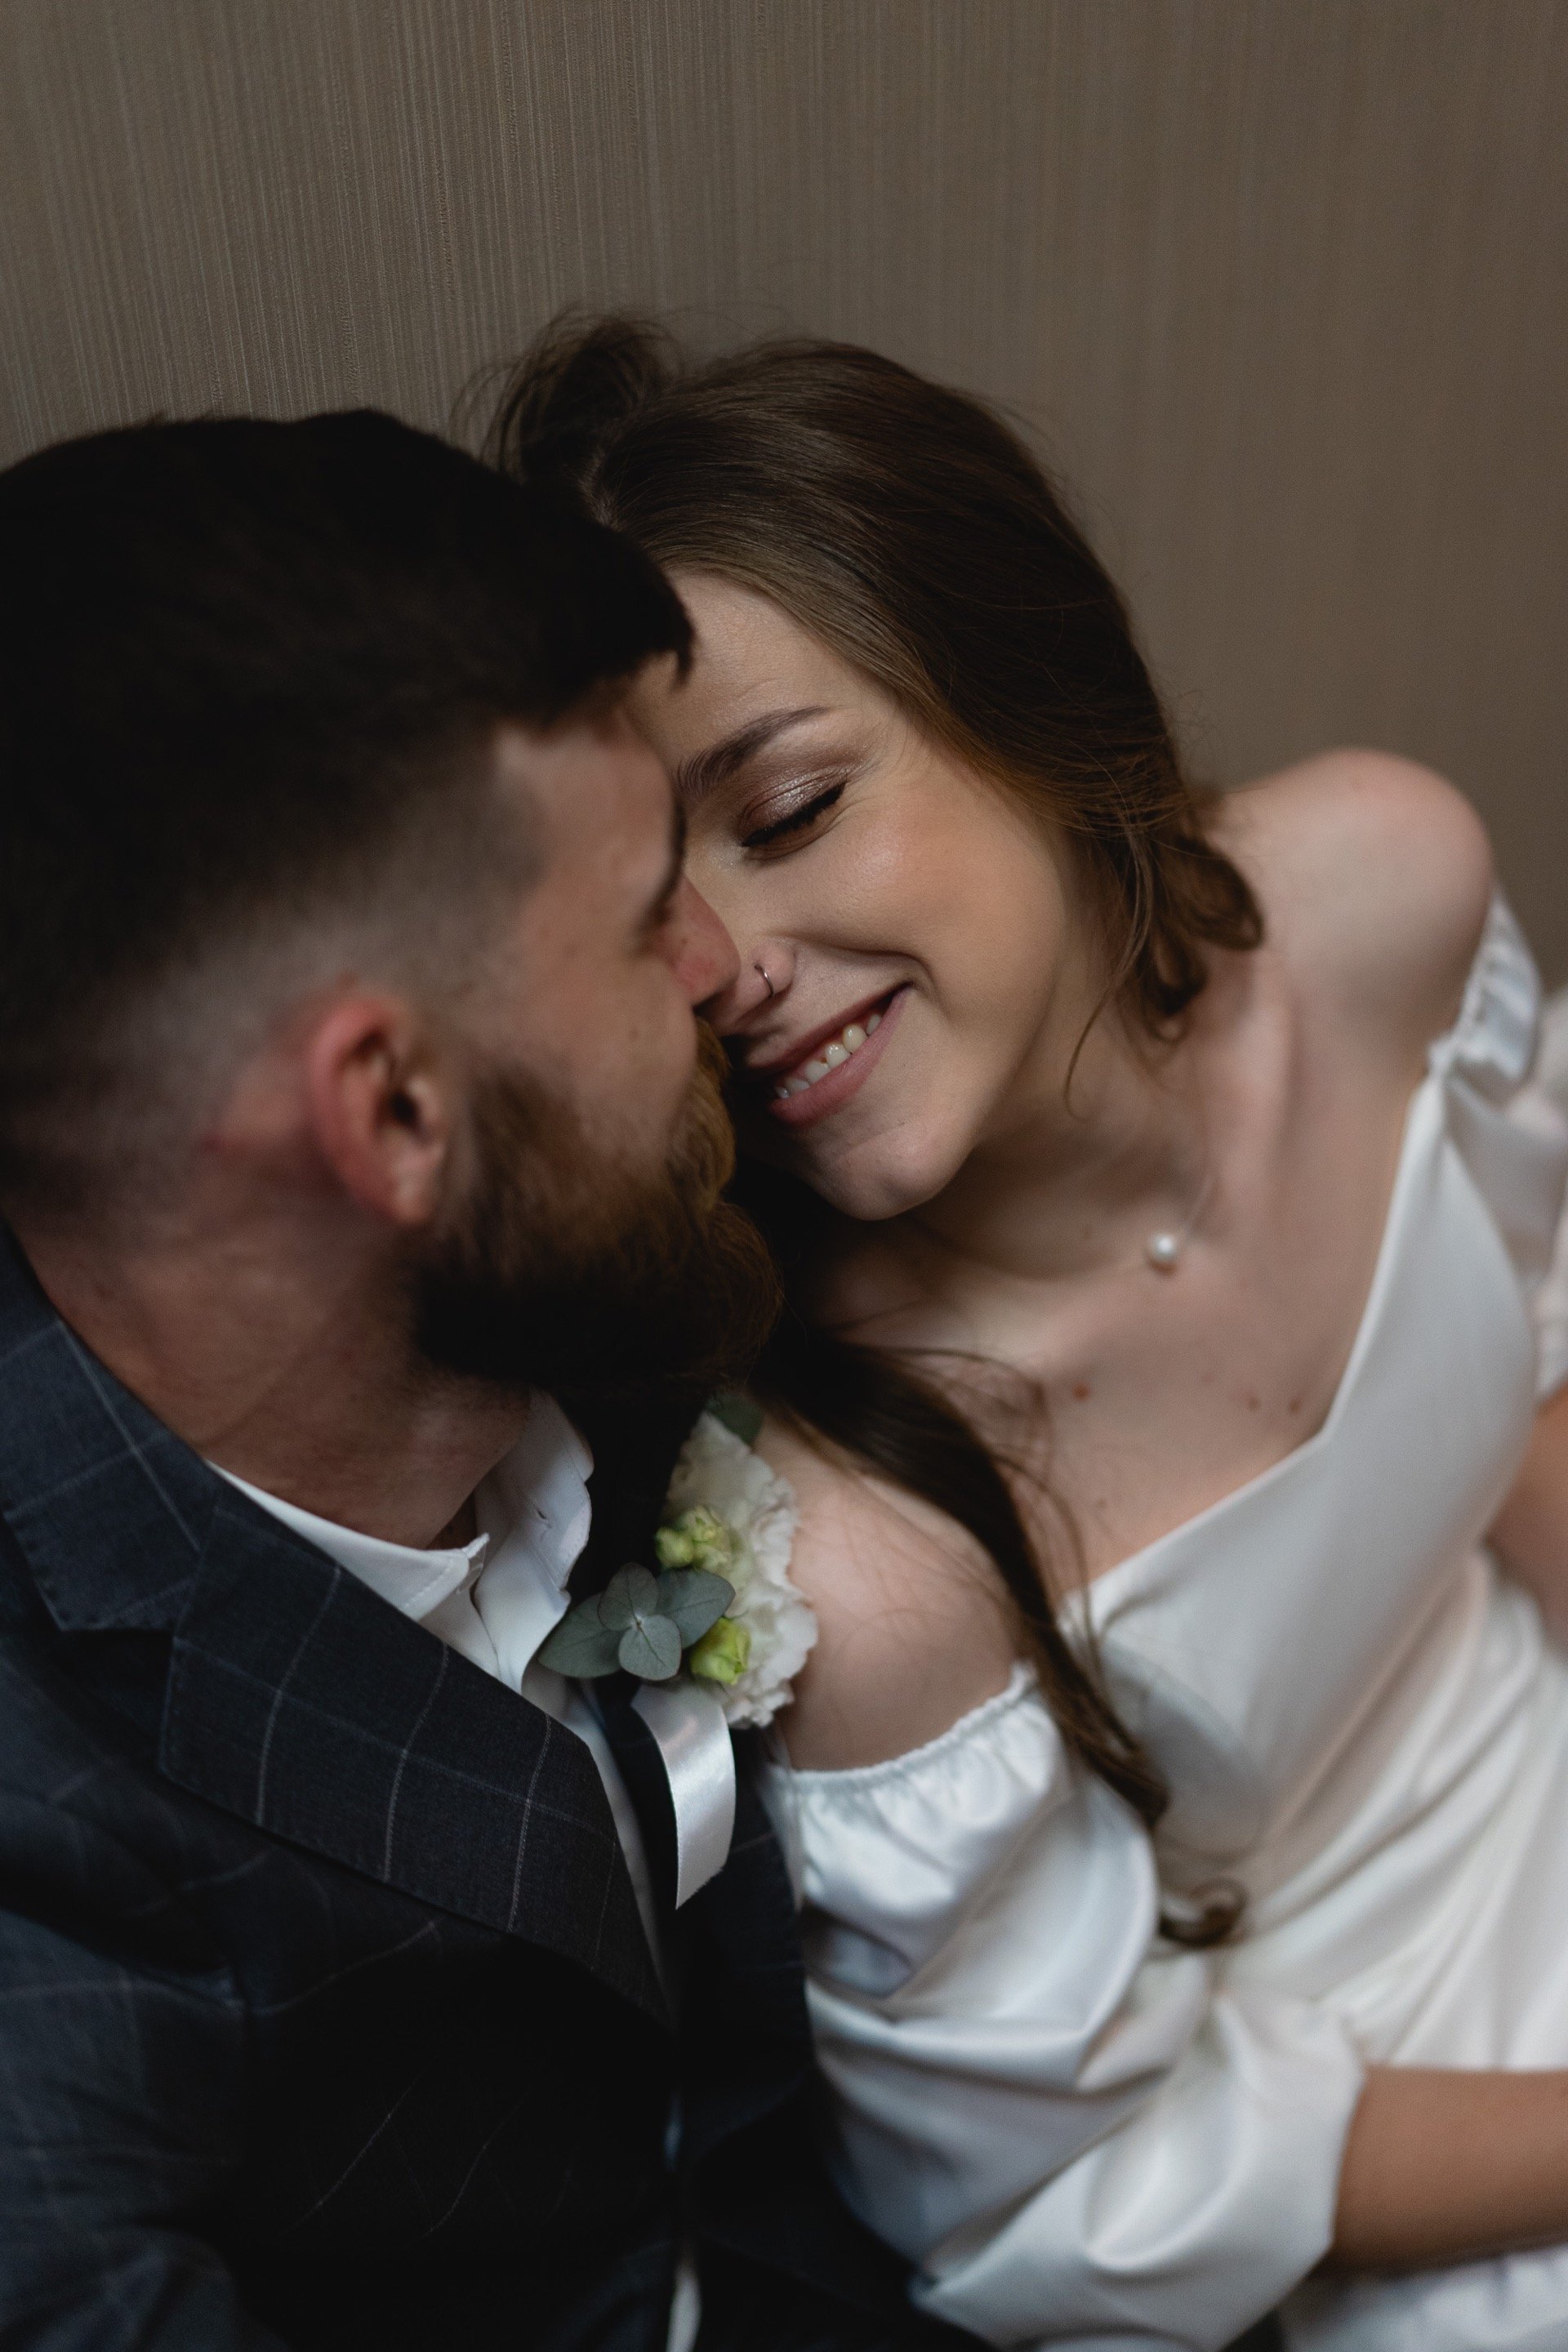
[902,993,1215,1290]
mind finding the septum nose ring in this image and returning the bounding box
[755,962,777,1001]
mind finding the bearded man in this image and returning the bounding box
[0,415,969,2352]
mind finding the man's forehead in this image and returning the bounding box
[490,712,672,868]
[492,707,664,798]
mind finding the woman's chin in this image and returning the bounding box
[734,1058,985,1223]
[786,1123,972,1225]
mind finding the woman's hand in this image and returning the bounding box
[1332,2067,1568,2270]
[1490,1382,1568,1637]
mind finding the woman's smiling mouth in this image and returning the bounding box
[752,987,909,1129]
[773,1006,882,1095]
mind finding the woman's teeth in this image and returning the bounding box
[774,1010,881,1098]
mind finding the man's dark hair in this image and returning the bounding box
[0,410,691,1208]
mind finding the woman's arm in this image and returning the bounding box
[764,1401,1568,2288]
[755,1411,1019,1768]
[1333,2066,1568,2271]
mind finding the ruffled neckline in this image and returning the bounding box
[788,1660,1040,1790]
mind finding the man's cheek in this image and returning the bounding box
[612,990,695,1092]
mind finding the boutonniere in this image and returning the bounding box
[538,1394,817,1730]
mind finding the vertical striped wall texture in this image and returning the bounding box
[2,0,1566,967]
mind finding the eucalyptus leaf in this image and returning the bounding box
[655,1567,733,1645]
[618,1614,682,1681]
[598,1563,660,1631]
[536,1601,623,1678]
[709,1389,764,1445]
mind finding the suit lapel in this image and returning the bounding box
[597,1665,817,2143]
[165,1494,662,2016]
[0,1228,663,2020]
[678,1740,816,2149]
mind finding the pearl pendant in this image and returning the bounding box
[1144,1230,1183,1272]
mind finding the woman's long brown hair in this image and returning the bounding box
[486,317,1263,1937]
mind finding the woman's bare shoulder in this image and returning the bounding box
[751,1410,1018,1771]
[1213,749,1494,1062]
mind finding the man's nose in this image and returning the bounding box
[662,875,740,1007]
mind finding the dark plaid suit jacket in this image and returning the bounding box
[0,1229,974,2352]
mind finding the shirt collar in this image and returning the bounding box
[212,1392,595,1667]
[477,1389,594,1586]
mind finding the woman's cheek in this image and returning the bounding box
[822,809,976,948]
[915,847,1056,1017]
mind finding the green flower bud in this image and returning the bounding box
[688,1615,751,1688]
[657,1505,738,1579]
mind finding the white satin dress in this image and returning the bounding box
[766,897,1568,2351]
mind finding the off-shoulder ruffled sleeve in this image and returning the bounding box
[1437,895,1568,1394]
[1513,972,1568,1398]
[772,1669,1364,2351]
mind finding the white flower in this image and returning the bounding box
[660,1410,816,1728]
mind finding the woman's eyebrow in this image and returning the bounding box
[673,705,829,804]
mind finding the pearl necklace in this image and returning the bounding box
[1142,1170,1214,1274]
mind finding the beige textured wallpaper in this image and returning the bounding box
[2,0,1566,968]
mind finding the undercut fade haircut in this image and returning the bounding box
[0,411,691,1210]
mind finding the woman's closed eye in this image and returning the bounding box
[738,777,847,856]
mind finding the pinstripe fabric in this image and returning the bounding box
[0,1248,661,2016]
[0,1227,978,2350]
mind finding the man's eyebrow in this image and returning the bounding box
[672,706,830,804]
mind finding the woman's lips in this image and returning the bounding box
[760,987,908,1130]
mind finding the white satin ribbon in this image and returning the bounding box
[631,1678,737,1907]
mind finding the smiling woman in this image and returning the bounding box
[486,312,1263,1862]
[484,318,1568,2352]
[639,576,1165,1216]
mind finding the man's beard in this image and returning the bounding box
[409,1028,780,1411]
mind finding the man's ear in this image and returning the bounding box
[301,993,455,1227]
